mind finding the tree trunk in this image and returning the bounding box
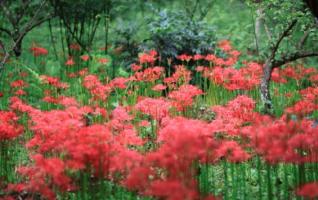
[260,60,273,114]
[255,7,264,54]
[13,38,22,57]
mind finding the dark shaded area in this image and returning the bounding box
[304,0,318,18]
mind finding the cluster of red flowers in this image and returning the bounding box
[83,75,112,102]
[135,97,171,121]
[210,95,259,135]
[168,84,203,111]
[164,65,192,87]
[40,75,69,89]
[133,66,164,82]
[10,79,28,96]
[138,50,158,65]
[0,111,23,141]
[3,40,318,200]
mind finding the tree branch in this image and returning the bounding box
[297,29,311,49]
[270,19,298,59]
[25,14,53,33]
[0,0,48,72]
[273,51,318,68]
[0,27,11,36]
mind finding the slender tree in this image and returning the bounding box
[247,0,318,114]
[0,0,53,57]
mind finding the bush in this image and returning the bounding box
[140,9,217,65]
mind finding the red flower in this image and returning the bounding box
[296,182,318,199]
[109,77,129,89]
[80,54,89,61]
[10,80,27,88]
[65,57,75,66]
[139,51,157,64]
[168,84,203,111]
[135,97,171,121]
[218,40,232,52]
[131,63,142,71]
[193,54,204,61]
[29,45,48,57]
[0,111,23,141]
[98,57,108,64]
[152,84,167,91]
[177,54,192,62]
[15,89,26,96]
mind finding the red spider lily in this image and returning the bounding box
[296,182,318,199]
[98,57,109,64]
[40,75,69,89]
[15,89,26,96]
[245,117,318,164]
[0,111,23,141]
[281,65,316,81]
[152,84,167,91]
[168,84,203,111]
[10,154,73,200]
[111,106,133,122]
[135,97,171,121]
[210,95,259,135]
[10,80,27,88]
[215,141,250,163]
[285,87,318,117]
[144,179,199,200]
[209,62,262,90]
[65,57,75,66]
[83,75,112,102]
[78,68,89,76]
[134,66,164,82]
[229,50,241,57]
[205,54,217,63]
[125,117,218,200]
[109,77,129,89]
[218,40,232,52]
[271,68,287,83]
[177,54,192,62]
[139,50,157,64]
[195,66,205,72]
[300,86,318,102]
[193,54,204,61]
[163,65,192,87]
[29,45,48,57]
[285,100,317,116]
[80,54,89,61]
[149,49,158,57]
[131,63,142,71]
[10,97,35,114]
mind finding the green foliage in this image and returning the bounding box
[141,9,217,63]
[246,0,318,59]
